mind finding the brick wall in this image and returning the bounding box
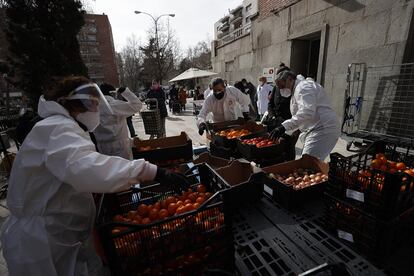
[259,0,300,19]
[80,14,119,86]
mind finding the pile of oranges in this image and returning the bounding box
[112,184,212,234]
[370,153,414,176]
[216,128,251,139]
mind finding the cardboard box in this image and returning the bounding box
[262,154,329,209]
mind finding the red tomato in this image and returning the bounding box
[197,184,207,193]
[168,203,178,215]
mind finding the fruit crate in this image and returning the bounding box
[237,133,286,160]
[193,152,232,169]
[96,164,235,276]
[210,121,266,149]
[211,160,267,209]
[209,142,240,160]
[324,193,409,262]
[262,155,329,210]
[132,132,193,165]
[327,140,414,219]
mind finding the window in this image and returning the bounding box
[225,61,234,72]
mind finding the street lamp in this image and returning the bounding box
[134,11,175,83]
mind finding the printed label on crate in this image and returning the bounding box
[346,189,365,202]
[337,229,354,243]
[264,185,273,196]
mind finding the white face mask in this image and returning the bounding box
[280,88,292,98]
[76,111,100,132]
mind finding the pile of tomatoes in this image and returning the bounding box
[112,184,212,233]
[242,137,280,148]
[370,153,414,176]
[270,168,328,190]
[216,128,251,139]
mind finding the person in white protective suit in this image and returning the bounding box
[93,84,141,160]
[256,76,273,119]
[197,77,251,135]
[269,70,340,161]
[1,76,190,276]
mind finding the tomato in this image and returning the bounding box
[113,214,124,222]
[184,199,192,205]
[388,161,397,168]
[197,184,207,193]
[389,168,397,174]
[176,205,186,214]
[380,165,387,171]
[137,204,149,217]
[196,196,206,204]
[184,203,194,212]
[378,156,387,165]
[167,203,177,215]
[149,208,159,221]
[112,228,121,234]
[176,200,184,207]
[205,192,212,198]
[160,200,167,210]
[188,193,197,203]
[166,196,176,206]
[371,159,380,168]
[396,162,406,170]
[132,217,142,224]
[375,153,385,159]
[142,218,151,224]
[404,169,414,177]
[158,209,169,220]
[193,203,201,209]
[153,202,161,211]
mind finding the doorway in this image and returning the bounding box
[290,32,321,81]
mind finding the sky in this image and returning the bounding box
[90,0,241,52]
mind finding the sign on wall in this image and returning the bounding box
[263,67,275,83]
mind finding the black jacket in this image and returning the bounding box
[267,86,292,127]
[147,87,168,118]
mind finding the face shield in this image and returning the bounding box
[60,83,113,114]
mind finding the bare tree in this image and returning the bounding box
[179,39,212,72]
[120,35,143,91]
[140,19,181,85]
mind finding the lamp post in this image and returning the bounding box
[134,11,175,83]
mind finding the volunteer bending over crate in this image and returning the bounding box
[269,70,340,161]
[1,76,190,276]
[93,84,141,160]
[197,77,251,135]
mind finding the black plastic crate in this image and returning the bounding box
[96,164,235,275]
[327,140,414,219]
[209,142,240,159]
[210,121,266,149]
[324,193,409,262]
[132,132,193,164]
[262,155,329,210]
[237,133,286,160]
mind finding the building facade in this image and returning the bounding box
[211,0,414,117]
[78,14,119,86]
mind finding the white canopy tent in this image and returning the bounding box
[169,68,218,82]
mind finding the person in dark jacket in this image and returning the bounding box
[242,78,258,119]
[267,63,300,161]
[147,80,168,137]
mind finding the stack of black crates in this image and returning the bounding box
[324,140,414,262]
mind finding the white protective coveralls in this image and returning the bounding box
[197,86,250,126]
[1,97,157,276]
[281,75,340,160]
[203,88,212,99]
[256,83,273,115]
[93,88,142,160]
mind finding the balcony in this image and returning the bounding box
[215,23,251,48]
[218,22,230,32]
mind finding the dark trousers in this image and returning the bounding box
[126,116,136,137]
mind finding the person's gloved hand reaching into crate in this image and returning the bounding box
[154,167,192,192]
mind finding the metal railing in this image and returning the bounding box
[215,23,251,48]
[342,62,414,144]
